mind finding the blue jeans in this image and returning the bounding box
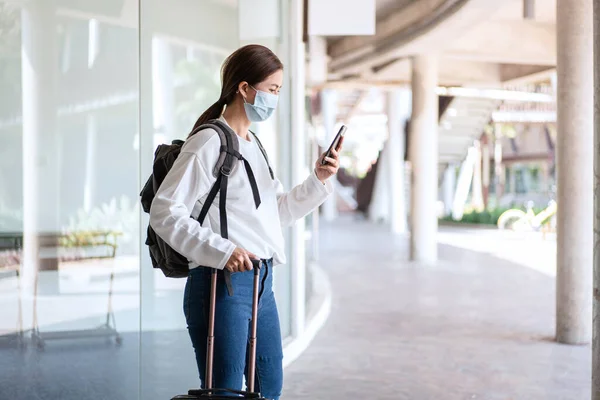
[183,259,283,400]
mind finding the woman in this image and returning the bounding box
[149,44,342,399]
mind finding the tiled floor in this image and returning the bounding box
[0,217,590,400]
[282,217,590,400]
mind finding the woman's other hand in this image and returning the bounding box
[225,247,257,273]
[315,140,343,183]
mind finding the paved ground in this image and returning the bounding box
[437,225,557,277]
[0,218,588,400]
[282,217,590,400]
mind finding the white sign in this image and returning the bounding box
[239,0,280,40]
[308,0,375,36]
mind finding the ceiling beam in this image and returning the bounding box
[343,90,369,124]
[499,64,554,82]
[492,111,556,123]
[436,87,553,102]
[439,154,471,162]
[372,57,504,86]
[501,68,556,86]
[318,81,553,102]
[328,0,454,61]
[329,0,505,77]
[444,20,556,66]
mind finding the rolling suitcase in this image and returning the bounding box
[172,259,267,399]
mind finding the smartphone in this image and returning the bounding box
[321,125,347,166]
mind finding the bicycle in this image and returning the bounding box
[497,199,557,232]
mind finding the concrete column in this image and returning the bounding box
[471,140,484,212]
[152,36,175,142]
[320,89,338,222]
[289,0,307,338]
[442,165,456,216]
[369,144,390,222]
[310,138,321,262]
[508,166,516,194]
[540,161,550,194]
[592,0,600,397]
[140,21,156,327]
[307,36,328,87]
[83,114,97,213]
[481,135,491,208]
[21,0,59,293]
[386,89,410,234]
[494,125,505,199]
[556,0,593,345]
[452,146,476,220]
[87,18,100,68]
[409,55,438,263]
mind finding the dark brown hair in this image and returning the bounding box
[191,44,284,133]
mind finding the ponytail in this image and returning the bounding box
[189,98,225,138]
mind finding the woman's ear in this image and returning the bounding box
[238,81,249,98]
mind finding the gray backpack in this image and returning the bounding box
[139,119,273,293]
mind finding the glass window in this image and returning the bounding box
[0,1,141,398]
[138,1,242,397]
[0,1,297,398]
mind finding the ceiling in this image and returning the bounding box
[319,0,558,169]
[489,0,556,23]
[325,0,557,83]
[375,0,418,19]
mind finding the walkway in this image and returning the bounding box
[282,217,590,400]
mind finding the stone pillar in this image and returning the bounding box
[289,0,307,338]
[83,114,97,213]
[471,140,484,212]
[481,134,491,208]
[139,19,156,326]
[494,125,505,199]
[409,55,438,263]
[369,144,390,223]
[541,161,550,194]
[592,0,600,397]
[556,0,593,345]
[386,89,410,234]
[307,36,328,87]
[505,165,513,194]
[452,146,476,221]
[21,0,59,293]
[320,89,338,222]
[151,36,175,142]
[442,165,456,216]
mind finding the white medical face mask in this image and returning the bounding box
[243,86,278,122]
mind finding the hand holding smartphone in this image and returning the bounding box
[320,125,347,166]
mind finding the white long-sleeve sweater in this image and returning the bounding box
[149,117,333,270]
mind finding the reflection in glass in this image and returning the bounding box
[138,1,242,398]
[1,1,140,398]
[0,0,303,399]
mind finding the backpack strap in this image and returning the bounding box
[250,130,275,180]
[192,120,263,296]
[189,120,240,178]
[200,120,261,210]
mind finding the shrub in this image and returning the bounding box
[440,205,544,226]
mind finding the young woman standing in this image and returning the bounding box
[149,44,342,399]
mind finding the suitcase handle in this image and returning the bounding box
[247,259,261,393]
[188,388,262,398]
[205,259,263,394]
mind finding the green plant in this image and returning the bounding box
[63,195,139,255]
[440,205,545,226]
